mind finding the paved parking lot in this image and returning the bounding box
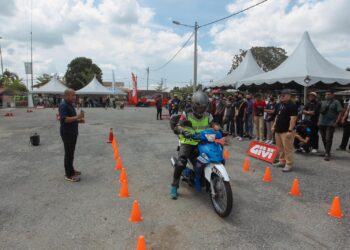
[0,107,349,249]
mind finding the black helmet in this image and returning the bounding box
[191,91,209,118]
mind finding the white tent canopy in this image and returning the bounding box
[31,78,67,94]
[237,31,350,88]
[209,50,264,89]
[76,76,113,95]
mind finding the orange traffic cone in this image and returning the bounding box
[328,196,343,219]
[119,168,128,183]
[118,180,129,198]
[115,157,123,171]
[112,137,118,151]
[136,235,147,250]
[114,145,120,160]
[223,148,229,160]
[262,167,272,182]
[129,200,143,223]
[289,178,301,196]
[107,128,113,143]
[242,158,250,172]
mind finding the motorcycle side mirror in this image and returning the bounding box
[182,120,193,128]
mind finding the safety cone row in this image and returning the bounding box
[242,157,344,219]
[110,132,148,249]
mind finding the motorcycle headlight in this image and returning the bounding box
[205,134,216,142]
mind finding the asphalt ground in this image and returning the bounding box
[0,107,349,250]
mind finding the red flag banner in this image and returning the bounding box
[247,141,278,163]
[131,73,138,105]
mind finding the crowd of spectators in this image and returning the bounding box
[206,89,350,166]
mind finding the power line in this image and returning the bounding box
[149,31,194,71]
[200,0,269,28]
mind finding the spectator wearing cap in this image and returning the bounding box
[318,90,343,161]
[303,92,321,153]
[272,89,298,172]
[294,119,312,153]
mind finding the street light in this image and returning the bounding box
[0,36,4,74]
[172,20,199,93]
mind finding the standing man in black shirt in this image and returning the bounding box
[59,89,85,182]
[303,92,321,153]
[272,89,298,172]
[156,95,163,120]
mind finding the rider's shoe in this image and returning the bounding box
[170,186,178,200]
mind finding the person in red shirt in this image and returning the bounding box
[253,94,266,141]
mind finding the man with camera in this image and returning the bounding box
[318,90,343,161]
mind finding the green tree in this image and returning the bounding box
[0,70,27,93]
[228,46,288,74]
[64,57,103,90]
[34,73,51,88]
[170,85,194,99]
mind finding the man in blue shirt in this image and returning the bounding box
[59,89,85,182]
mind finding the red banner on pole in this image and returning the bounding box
[131,73,138,105]
[247,141,278,163]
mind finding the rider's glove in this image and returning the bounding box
[183,130,193,139]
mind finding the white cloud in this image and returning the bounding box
[0,0,349,89]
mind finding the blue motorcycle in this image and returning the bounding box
[171,129,233,218]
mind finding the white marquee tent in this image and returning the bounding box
[237,31,350,89]
[76,76,113,95]
[208,50,264,89]
[31,78,67,94]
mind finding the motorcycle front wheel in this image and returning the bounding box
[210,174,233,218]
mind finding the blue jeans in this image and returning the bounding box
[245,113,253,137]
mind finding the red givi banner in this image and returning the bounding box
[247,141,278,163]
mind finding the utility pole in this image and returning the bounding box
[193,21,198,93]
[30,31,33,90]
[172,20,199,93]
[0,37,3,74]
[146,67,149,90]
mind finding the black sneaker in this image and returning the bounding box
[336,147,345,151]
[65,175,81,182]
[324,154,331,161]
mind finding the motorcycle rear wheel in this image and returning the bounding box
[210,175,233,218]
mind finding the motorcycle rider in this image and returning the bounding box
[170,90,214,200]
